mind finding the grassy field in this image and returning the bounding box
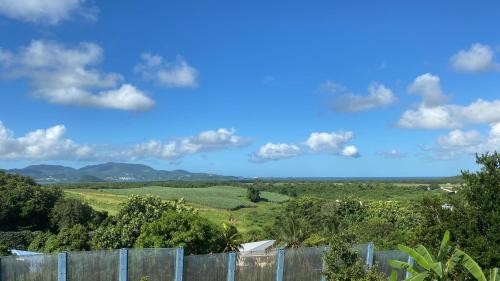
[101,185,288,210]
[64,185,288,234]
[64,182,447,235]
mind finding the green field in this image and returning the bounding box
[65,185,288,234]
[64,181,447,235]
[101,185,288,210]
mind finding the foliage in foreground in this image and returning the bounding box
[135,211,224,255]
[323,234,386,281]
[390,231,494,281]
[415,152,499,271]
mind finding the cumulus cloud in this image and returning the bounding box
[0,40,154,111]
[341,145,360,158]
[408,73,448,107]
[397,74,500,129]
[124,128,249,161]
[434,123,500,159]
[250,143,301,162]
[322,81,396,112]
[135,53,198,88]
[250,130,360,163]
[0,121,94,160]
[398,99,500,129]
[450,43,498,73]
[0,0,97,25]
[305,131,354,153]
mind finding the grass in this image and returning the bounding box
[65,189,127,215]
[99,185,288,210]
[64,182,444,235]
[64,185,288,234]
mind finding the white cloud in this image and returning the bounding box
[397,99,500,129]
[0,0,96,25]
[250,143,301,162]
[408,73,448,107]
[305,131,354,153]
[397,105,460,129]
[322,81,396,112]
[397,73,500,129]
[379,149,406,159]
[125,128,249,161]
[435,123,500,159]
[0,121,94,160]
[0,40,154,111]
[135,53,198,88]
[341,145,360,158]
[251,130,360,163]
[450,43,498,73]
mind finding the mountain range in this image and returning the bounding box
[4,162,238,183]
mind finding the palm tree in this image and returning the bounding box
[389,230,489,281]
[278,212,306,248]
[220,222,242,253]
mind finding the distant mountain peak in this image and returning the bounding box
[6,162,236,183]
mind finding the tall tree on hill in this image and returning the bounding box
[246,187,261,202]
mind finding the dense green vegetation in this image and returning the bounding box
[1,152,498,281]
[390,231,489,281]
[251,181,446,201]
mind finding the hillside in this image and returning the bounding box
[5,162,238,183]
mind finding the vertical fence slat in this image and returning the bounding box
[366,242,374,269]
[58,252,67,281]
[276,248,285,281]
[175,247,184,281]
[227,252,236,281]
[320,245,329,281]
[405,256,414,279]
[119,248,128,281]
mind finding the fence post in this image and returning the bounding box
[365,242,374,269]
[405,256,414,279]
[119,248,128,281]
[227,252,236,281]
[58,252,67,281]
[175,247,184,281]
[320,245,330,281]
[276,248,285,281]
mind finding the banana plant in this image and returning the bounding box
[388,230,488,281]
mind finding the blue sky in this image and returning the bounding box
[0,0,499,177]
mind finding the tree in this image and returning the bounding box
[0,231,38,252]
[268,197,325,247]
[415,152,500,270]
[50,198,106,231]
[458,152,500,268]
[246,187,261,202]
[29,225,91,253]
[135,211,223,255]
[220,223,242,252]
[390,231,489,281]
[91,195,194,249]
[323,234,386,281]
[0,171,62,231]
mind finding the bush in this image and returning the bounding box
[91,195,194,249]
[323,234,386,281]
[29,225,90,253]
[50,198,107,231]
[135,211,223,255]
[0,231,37,251]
